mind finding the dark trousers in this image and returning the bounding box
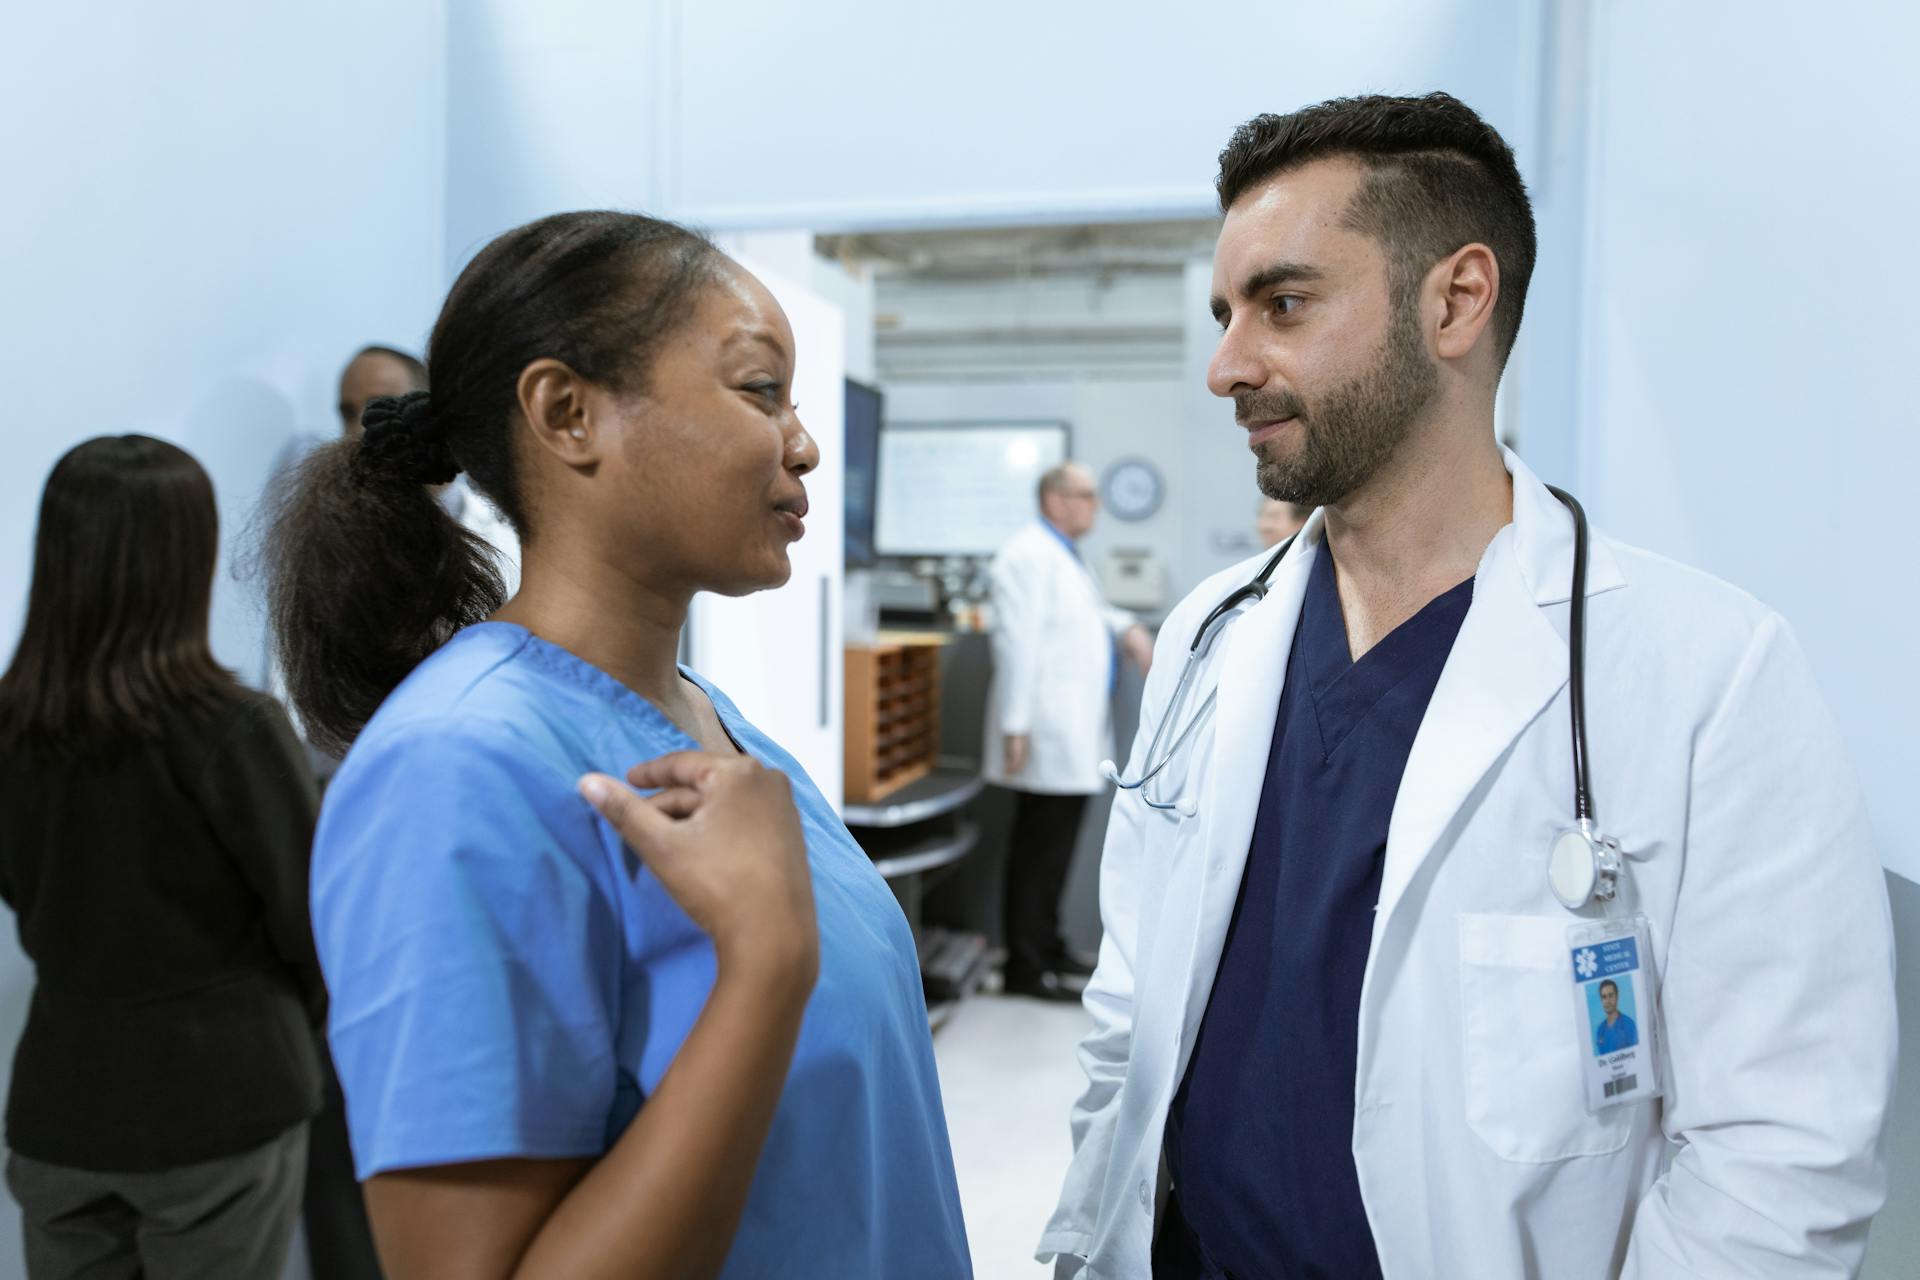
[303,1049,384,1279]
[7,1124,307,1280]
[1003,789,1090,981]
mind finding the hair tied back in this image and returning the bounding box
[356,391,460,486]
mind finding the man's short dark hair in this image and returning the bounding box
[1216,92,1537,368]
[1599,979,1619,998]
[347,344,429,389]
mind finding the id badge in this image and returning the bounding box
[1567,916,1662,1112]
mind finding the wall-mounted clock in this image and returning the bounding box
[1101,456,1165,522]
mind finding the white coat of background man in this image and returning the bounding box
[985,462,1152,1002]
[1038,93,1895,1279]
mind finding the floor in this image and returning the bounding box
[932,991,1095,1278]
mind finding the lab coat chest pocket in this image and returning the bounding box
[1458,913,1632,1162]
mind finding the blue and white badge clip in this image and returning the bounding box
[1568,917,1663,1113]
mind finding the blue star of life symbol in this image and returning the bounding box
[1576,948,1599,980]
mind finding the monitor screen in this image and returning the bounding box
[843,378,882,566]
[875,421,1070,557]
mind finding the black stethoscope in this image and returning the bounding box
[1101,486,1621,911]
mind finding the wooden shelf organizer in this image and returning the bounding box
[844,639,942,805]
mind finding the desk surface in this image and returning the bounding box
[843,767,984,829]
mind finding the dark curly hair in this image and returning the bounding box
[263,211,722,754]
[1217,92,1537,367]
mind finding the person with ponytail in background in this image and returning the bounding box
[265,211,970,1280]
[0,437,324,1279]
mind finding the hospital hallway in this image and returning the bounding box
[932,992,1095,1276]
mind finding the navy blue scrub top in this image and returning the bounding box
[1166,542,1472,1280]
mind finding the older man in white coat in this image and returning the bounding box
[986,462,1152,1001]
[1040,93,1895,1279]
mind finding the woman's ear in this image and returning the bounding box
[516,358,600,467]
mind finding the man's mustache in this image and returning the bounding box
[1235,390,1307,427]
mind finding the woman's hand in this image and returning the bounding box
[374,756,823,1280]
[1122,622,1155,676]
[579,753,817,986]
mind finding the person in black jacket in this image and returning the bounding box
[0,435,324,1280]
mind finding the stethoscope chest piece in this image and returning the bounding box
[1548,827,1623,911]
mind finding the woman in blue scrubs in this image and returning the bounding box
[264,212,970,1278]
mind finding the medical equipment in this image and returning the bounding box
[1537,486,1622,911]
[1102,489,1621,911]
[1097,534,1297,817]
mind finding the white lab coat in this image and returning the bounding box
[1039,452,1895,1279]
[444,475,522,598]
[983,522,1136,795]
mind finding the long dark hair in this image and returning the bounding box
[0,436,243,761]
[264,210,721,755]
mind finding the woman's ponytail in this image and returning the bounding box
[264,394,504,756]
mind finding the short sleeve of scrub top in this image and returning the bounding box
[313,714,626,1171]
[310,623,971,1279]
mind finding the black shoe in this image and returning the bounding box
[1002,970,1085,1003]
[1049,946,1098,978]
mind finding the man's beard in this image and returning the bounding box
[1241,300,1438,508]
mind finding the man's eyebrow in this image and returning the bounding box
[1240,260,1325,298]
[1209,260,1326,324]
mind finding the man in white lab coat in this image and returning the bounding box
[1040,93,1895,1278]
[985,462,1152,1001]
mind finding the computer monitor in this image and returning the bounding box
[843,378,882,566]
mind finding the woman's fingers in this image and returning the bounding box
[645,786,702,819]
[581,755,813,962]
[579,773,675,851]
[625,751,727,792]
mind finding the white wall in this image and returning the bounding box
[0,3,448,672]
[0,3,450,1271]
[657,0,1541,231]
[1575,0,1920,883]
[444,0,666,273]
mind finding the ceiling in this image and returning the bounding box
[817,219,1220,283]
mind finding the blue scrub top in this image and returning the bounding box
[1595,1012,1639,1055]
[1166,544,1471,1280]
[312,623,971,1279]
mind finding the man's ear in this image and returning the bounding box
[1429,243,1500,362]
[516,358,600,467]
